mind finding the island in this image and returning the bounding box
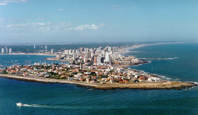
[0,44,197,90]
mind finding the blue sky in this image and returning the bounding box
[0,0,198,44]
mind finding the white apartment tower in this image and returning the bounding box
[104,52,110,63]
[9,48,12,54]
[45,45,48,52]
[5,47,8,54]
[1,48,4,54]
[50,49,54,54]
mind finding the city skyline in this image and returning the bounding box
[1,0,198,44]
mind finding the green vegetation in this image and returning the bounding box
[1,70,8,74]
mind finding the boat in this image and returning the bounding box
[16,102,23,107]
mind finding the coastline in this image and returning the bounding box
[0,74,196,90]
[1,42,197,90]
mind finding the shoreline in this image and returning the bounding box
[1,42,196,90]
[0,74,197,90]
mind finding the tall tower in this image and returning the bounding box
[1,48,4,54]
[93,55,97,65]
[97,55,102,65]
[5,47,8,54]
[50,49,54,54]
[9,48,12,54]
[45,45,48,52]
[104,52,110,63]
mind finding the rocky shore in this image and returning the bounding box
[0,74,197,90]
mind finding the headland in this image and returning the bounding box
[0,42,197,90]
[0,74,196,90]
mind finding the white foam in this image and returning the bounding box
[140,57,179,61]
[151,74,172,80]
[16,102,44,108]
[193,82,198,85]
[16,102,128,109]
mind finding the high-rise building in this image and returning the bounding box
[104,52,110,63]
[64,50,69,55]
[87,51,92,59]
[97,55,102,65]
[9,48,12,54]
[1,48,4,54]
[93,55,97,65]
[107,46,112,52]
[5,47,8,54]
[45,45,48,52]
[50,49,54,54]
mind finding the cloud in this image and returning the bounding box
[70,24,104,31]
[0,2,7,5]
[4,22,57,32]
[0,22,104,33]
[0,0,27,6]
[56,8,64,12]
[112,5,121,9]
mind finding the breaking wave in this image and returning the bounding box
[193,82,198,85]
[16,102,127,110]
[153,74,172,80]
[140,57,179,61]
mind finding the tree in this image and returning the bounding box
[1,70,8,74]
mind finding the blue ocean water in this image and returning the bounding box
[0,44,198,115]
[0,55,58,67]
[131,43,198,82]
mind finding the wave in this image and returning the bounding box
[16,102,50,108]
[140,57,179,61]
[16,102,127,110]
[192,82,198,85]
[130,68,172,81]
[129,42,184,51]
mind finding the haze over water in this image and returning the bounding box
[0,43,198,115]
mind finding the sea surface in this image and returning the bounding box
[0,43,198,115]
[0,55,59,67]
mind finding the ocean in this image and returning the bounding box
[0,43,198,115]
[0,55,60,67]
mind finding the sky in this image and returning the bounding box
[0,0,198,44]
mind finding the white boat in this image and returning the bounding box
[16,102,23,107]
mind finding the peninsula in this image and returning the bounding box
[0,45,197,90]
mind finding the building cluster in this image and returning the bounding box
[33,44,54,54]
[1,47,12,54]
[0,63,161,84]
[0,46,162,84]
[56,46,143,67]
